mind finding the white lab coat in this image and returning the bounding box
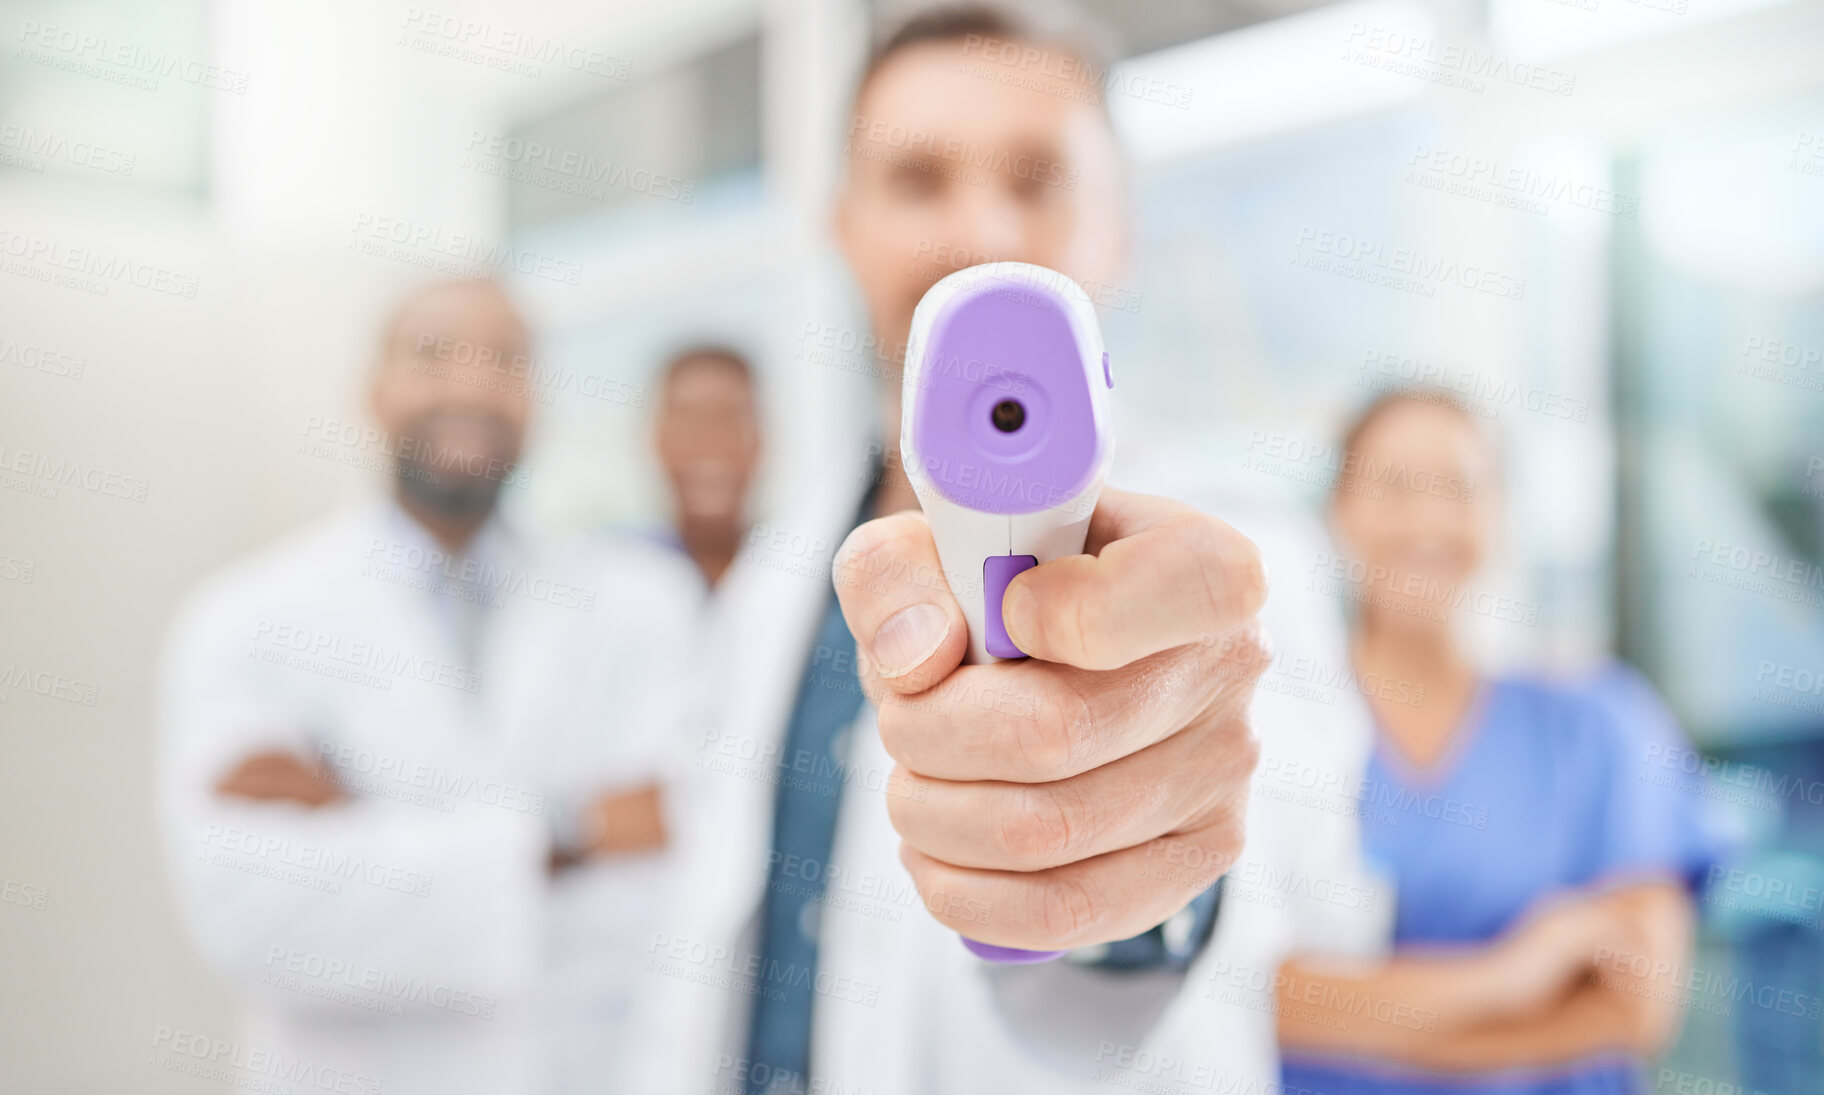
[155,498,699,1095]
[629,453,1388,1094]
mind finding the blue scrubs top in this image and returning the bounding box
[1282,666,1724,1095]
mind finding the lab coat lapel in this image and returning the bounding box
[635,450,876,1086]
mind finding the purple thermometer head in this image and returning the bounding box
[912,275,1106,514]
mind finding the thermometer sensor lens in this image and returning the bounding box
[991,399,1025,433]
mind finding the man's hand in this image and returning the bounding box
[833,487,1270,951]
[215,750,345,808]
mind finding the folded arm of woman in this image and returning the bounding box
[1277,879,1693,1073]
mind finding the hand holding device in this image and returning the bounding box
[833,267,1269,969]
[900,262,1113,960]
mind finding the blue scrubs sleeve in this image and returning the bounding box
[1579,664,1732,893]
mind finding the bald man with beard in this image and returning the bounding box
[155,278,700,1095]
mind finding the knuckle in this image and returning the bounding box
[1230,725,1263,780]
[874,698,911,764]
[1202,798,1252,877]
[1218,528,1269,621]
[1016,677,1090,779]
[1036,873,1100,947]
[1205,623,1273,690]
[997,786,1077,867]
[1067,586,1124,671]
[1182,516,1267,633]
[1177,817,1247,889]
[882,767,917,835]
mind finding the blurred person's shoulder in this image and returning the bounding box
[552,526,707,637]
[1491,663,1683,762]
[166,499,396,642]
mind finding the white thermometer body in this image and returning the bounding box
[899,261,1115,962]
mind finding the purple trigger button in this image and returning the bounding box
[1102,349,1113,389]
[962,937,1066,963]
[983,554,1038,659]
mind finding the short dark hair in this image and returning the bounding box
[853,2,1119,116]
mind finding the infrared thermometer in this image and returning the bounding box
[900,261,1115,963]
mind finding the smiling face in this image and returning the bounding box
[654,354,761,528]
[834,35,1128,390]
[368,280,534,520]
[1329,397,1500,635]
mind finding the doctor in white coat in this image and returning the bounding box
[156,279,699,1095]
[632,5,1384,1093]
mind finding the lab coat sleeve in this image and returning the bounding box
[154,580,546,1022]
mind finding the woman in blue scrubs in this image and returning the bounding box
[1277,391,1721,1093]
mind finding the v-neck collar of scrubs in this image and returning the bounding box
[1368,676,1500,792]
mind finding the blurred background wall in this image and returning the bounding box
[2,0,1822,1089]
